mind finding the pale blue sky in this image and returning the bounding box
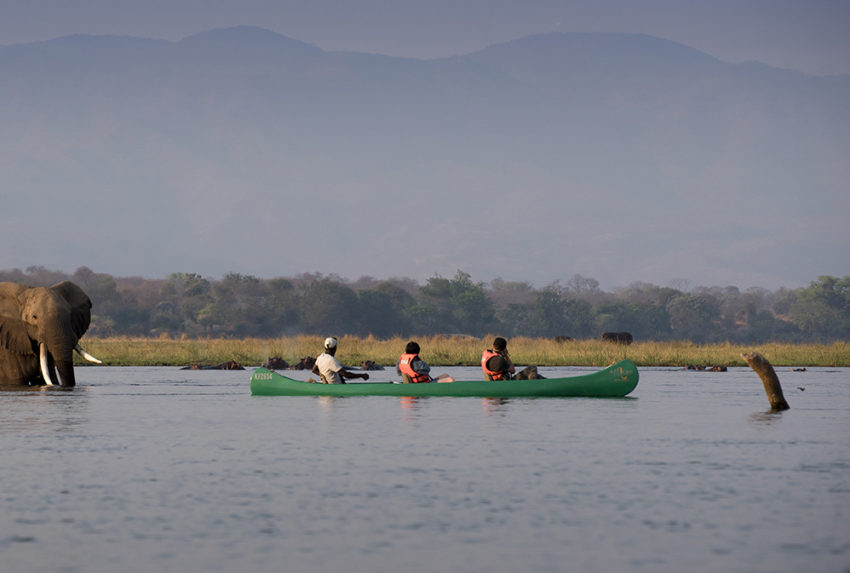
[2,0,849,75]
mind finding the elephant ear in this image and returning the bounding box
[52,281,93,338]
[0,317,37,355]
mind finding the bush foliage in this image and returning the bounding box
[4,267,849,343]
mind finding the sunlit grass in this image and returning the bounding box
[79,335,850,368]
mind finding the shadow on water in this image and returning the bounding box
[748,410,788,426]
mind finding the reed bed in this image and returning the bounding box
[79,336,850,368]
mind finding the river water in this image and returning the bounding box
[1,365,848,573]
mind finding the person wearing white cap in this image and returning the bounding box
[311,336,370,384]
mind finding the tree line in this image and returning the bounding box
[3,267,849,343]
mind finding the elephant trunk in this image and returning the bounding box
[55,357,77,387]
[42,336,77,387]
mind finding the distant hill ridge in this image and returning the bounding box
[1,26,847,287]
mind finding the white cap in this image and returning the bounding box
[324,337,338,349]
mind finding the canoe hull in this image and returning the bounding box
[250,360,638,398]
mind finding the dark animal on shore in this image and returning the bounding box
[181,360,244,370]
[361,360,384,371]
[289,356,316,370]
[264,356,289,370]
[601,331,633,344]
[0,281,101,386]
[553,335,573,343]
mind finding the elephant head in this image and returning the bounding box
[0,281,101,387]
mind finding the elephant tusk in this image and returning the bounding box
[40,343,54,386]
[75,344,102,364]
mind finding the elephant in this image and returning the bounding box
[0,281,101,387]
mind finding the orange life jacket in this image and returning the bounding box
[481,349,509,380]
[398,353,431,383]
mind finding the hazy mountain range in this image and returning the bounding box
[2,26,848,289]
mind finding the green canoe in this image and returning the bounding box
[250,360,638,398]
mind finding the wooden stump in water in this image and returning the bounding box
[741,352,790,411]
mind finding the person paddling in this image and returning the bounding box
[312,337,369,384]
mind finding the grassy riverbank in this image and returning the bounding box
[79,336,850,368]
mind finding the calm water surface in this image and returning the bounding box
[1,365,848,573]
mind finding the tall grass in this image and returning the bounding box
[79,335,850,368]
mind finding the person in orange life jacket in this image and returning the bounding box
[397,341,433,383]
[312,336,370,384]
[396,341,456,383]
[481,336,516,381]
